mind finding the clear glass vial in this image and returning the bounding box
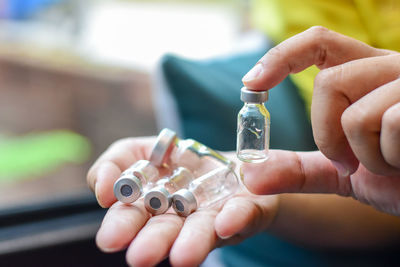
[113,129,178,204]
[144,167,194,215]
[151,128,234,176]
[237,87,270,163]
[113,160,159,203]
[171,166,239,217]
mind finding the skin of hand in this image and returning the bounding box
[87,138,400,267]
[87,137,279,267]
[242,26,400,216]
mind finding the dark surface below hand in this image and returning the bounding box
[0,238,172,267]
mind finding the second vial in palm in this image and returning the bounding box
[144,167,194,215]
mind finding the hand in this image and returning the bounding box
[87,137,278,267]
[242,26,400,215]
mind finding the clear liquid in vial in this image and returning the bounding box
[237,149,269,163]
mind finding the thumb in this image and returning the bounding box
[242,150,353,197]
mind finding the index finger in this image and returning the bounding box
[242,26,393,90]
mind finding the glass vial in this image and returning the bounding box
[151,128,234,176]
[171,166,239,217]
[149,128,179,167]
[237,87,270,163]
[113,129,178,204]
[114,160,160,203]
[144,167,194,215]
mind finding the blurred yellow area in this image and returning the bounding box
[251,0,400,114]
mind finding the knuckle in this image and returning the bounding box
[314,69,334,89]
[315,65,347,90]
[382,103,400,134]
[341,105,370,138]
[382,104,400,169]
[306,26,330,42]
[314,68,343,95]
[308,25,330,35]
[313,135,333,156]
[264,44,283,61]
[312,125,338,158]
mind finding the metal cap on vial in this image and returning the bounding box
[171,189,197,217]
[150,128,178,167]
[240,87,269,103]
[144,186,172,215]
[113,175,143,203]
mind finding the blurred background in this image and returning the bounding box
[0,0,261,265]
[0,0,256,211]
[3,1,398,266]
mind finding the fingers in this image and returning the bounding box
[242,26,392,90]
[241,25,400,177]
[93,161,123,208]
[312,54,400,175]
[341,78,400,175]
[126,213,184,267]
[87,137,155,207]
[381,102,400,169]
[169,209,219,267]
[242,150,353,196]
[98,203,219,267]
[214,194,278,241]
[96,201,150,252]
[350,165,400,216]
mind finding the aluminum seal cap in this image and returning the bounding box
[113,175,143,203]
[144,186,172,215]
[240,87,269,103]
[150,128,178,167]
[172,189,197,217]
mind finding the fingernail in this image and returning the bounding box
[95,182,100,202]
[95,182,106,208]
[102,247,120,253]
[218,233,233,240]
[242,63,263,82]
[331,160,350,177]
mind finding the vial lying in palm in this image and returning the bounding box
[151,128,234,176]
[171,165,239,217]
[114,128,234,204]
[113,160,160,203]
[113,129,178,203]
[144,167,194,215]
[237,87,270,163]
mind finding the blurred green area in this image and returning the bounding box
[0,131,91,181]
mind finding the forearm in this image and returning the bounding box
[269,193,400,249]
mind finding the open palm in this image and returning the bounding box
[87,137,278,267]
